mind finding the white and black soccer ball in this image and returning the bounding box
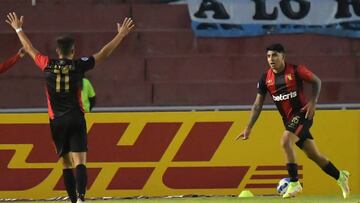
[276,178,290,195]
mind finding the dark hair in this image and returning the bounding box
[56,36,75,56]
[266,43,285,53]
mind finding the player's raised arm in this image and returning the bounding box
[235,93,265,140]
[93,17,135,64]
[0,47,25,74]
[6,12,40,61]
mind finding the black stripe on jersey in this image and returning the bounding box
[289,65,303,113]
[257,72,268,95]
[274,71,287,118]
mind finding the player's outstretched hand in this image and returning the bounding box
[117,17,135,37]
[5,12,23,30]
[18,47,26,58]
[235,128,251,140]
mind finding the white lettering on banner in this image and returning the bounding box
[188,0,360,25]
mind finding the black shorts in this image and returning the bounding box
[49,109,87,157]
[284,112,313,149]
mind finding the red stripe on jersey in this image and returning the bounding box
[284,64,296,91]
[266,69,276,93]
[295,124,304,137]
[45,87,54,120]
[298,89,307,107]
[35,54,49,71]
[265,68,290,117]
[282,96,293,120]
[266,69,289,118]
[297,65,313,107]
[283,64,297,120]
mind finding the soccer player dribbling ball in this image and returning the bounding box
[6,12,134,203]
[235,43,350,199]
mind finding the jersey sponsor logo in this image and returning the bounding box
[272,91,297,101]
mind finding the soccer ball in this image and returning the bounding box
[276,178,290,195]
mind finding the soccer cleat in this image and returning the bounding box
[76,198,84,203]
[282,181,302,198]
[337,170,350,199]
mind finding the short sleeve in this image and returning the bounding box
[257,73,267,95]
[297,65,313,81]
[35,54,49,71]
[76,56,95,72]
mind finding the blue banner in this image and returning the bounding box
[188,0,360,38]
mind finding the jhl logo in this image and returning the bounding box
[0,122,250,191]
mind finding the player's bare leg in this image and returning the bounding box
[61,153,77,203]
[72,152,87,202]
[281,131,302,198]
[301,139,328,168]
[62,153,74,168]
[72,152,86,166]
[281,131,299,163]
[302,139,350,198]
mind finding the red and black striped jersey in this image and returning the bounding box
[257,63,313,121]
[35,54,95,119]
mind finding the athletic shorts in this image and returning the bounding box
[284,111,313,149]
[49,109,87,157]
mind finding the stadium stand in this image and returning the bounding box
[0,0,359,108]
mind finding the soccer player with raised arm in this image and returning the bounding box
[0,48,25,73]
[235,43,350,199]
[6,12,134,203]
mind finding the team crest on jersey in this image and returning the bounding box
[266,79,273,85]
[287,74,293,81]
[291,116,300,124]
[81,57,89,61]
